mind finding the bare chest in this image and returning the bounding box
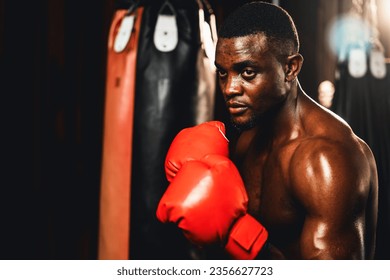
[235,142,302,242]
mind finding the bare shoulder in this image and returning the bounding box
[289,128,375,211]
[290,93,376,191]
[281,94,378,258]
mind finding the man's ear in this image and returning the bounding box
[285,53,303,82]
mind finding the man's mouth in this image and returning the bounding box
[226,101,248,115]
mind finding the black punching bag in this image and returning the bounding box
[130,0,217,259]
[333,52,390,260]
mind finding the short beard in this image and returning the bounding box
[230,101,285,132]
[230,113,261,132]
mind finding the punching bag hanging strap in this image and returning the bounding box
[153,0,178,52]
[201,0,218,44]
[98,4,143,260]
[194,0,217,124]
[197,0,217,65]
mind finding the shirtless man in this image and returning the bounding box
[156,2,378,259]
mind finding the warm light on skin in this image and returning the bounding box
[313,222,328,250]
[319,154,332,186]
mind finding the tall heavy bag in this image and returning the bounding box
[99,6,143,260]
[333,59,390,260]
[130,0,216,259]
[195,0,218,124]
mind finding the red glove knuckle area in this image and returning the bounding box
[164,121,229,182]
[157,156,248,245]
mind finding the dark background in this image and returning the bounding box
[1,0,389,259]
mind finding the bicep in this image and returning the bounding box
[292,142,370,259]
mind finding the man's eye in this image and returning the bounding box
[242,69,256,79]
[217,70,227,78]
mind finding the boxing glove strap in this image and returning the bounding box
[225,214,268,260]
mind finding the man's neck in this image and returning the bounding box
[251,83,302,147]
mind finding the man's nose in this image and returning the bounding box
[223,75,242,97]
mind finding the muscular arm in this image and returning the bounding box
[290,139,377,259]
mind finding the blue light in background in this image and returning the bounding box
[327,14,372,62]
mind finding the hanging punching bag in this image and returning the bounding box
[194,0,217,124]
[98,5,143,260]
[333,55,390,260]
[130,0,216,259]
[363,61,390,260]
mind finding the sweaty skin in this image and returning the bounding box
[215,34,378,259]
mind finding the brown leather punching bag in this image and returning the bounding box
[98,6,143,260]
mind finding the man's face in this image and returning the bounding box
[215,34,288,130]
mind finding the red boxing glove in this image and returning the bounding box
[165,121,229,182]
[156,154,268,259]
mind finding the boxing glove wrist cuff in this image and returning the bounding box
[225,214,268,260]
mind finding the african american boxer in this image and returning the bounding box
[157,1,378,260]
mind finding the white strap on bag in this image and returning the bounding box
[153,0,178,52]
[201,0,218,44]
[114,15,135,53]
[197,0,217,69]
[348,46,367,78]
[369,48,387,79]
[113,3,139,53]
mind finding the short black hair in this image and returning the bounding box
[218,1,300,54]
